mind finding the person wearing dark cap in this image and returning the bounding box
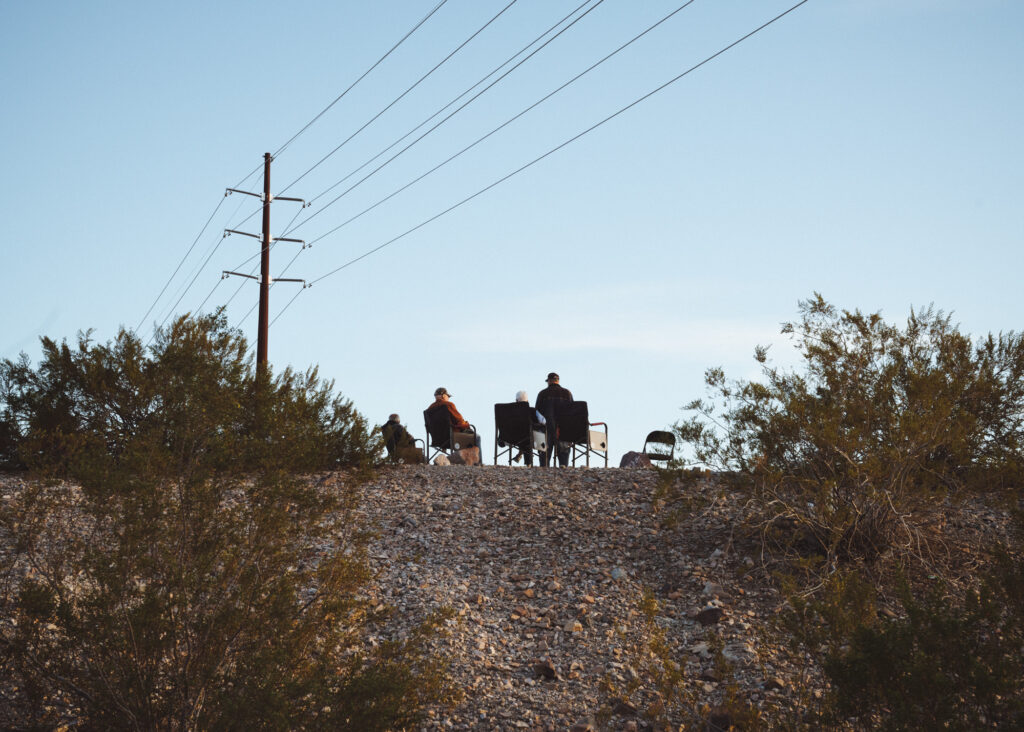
[426,387,482,458]
[535,372,573,467]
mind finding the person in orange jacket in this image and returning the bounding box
[426,387,482,458]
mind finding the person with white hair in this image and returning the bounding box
[513,390,545,466]
[515,390,546,425]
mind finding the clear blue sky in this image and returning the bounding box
[2,0,1022,463]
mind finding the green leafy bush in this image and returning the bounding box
[0,314,450,729]
[670,295,1024,729]
[783,555,1024,730]
[675,294,1024,568]
[0,314,379,475]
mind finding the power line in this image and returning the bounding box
[144,3,450,346]
[224,199,308,322]
[294,0,810,295]
[191,0,469,284]
[284,0,603,235]
[146,178,257,345]
[263,0,603,286]
[243,283,308,360]
[270,287,305,330]
[277,0,521,199]
[230,0,450,190]
[302,0,701,249]
[193,276,224,316]
[134,195,225,334]
[225,202,306,292]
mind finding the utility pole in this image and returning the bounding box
[259,152,272,366]
[223,153,309,370]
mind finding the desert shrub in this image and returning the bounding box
[0,313,449,729]
[674,294,1024,570]
[0,315,380,476]
[783,554,1024,730]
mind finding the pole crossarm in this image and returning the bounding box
[273,195,309,207]
[225,187,262,199]
[224,228,261,240]
[222,270,259,281]
[225,187,308,207]
[272,236,308,248]
[222,271,305,287]
[226,153,307,368]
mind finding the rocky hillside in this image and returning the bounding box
[354,465,814,730]
[4,465,1013,730]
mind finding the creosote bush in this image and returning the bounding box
[675,294,1024,570]
[0,313,452,729]
[782,548,1024,729]
[670,294,1024,729]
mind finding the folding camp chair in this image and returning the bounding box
[423,406,478,462]
[551,400,608,468]
[493,402,546,466]
[642,430,676,464]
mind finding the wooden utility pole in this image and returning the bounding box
[258,152,272,366]
[222,153,308,369]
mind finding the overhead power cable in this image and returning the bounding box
[285,0,606,235]
[216,0,491,254]
[267,0,602,286]
[226,200,308,325]
[291,0,810,299]
[302,0,701,250]
[193,277,224,317]
[134,195,225,334]
[231,0,450,190]
[146,178,256,345]
[277,0,521,199]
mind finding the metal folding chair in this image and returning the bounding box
[642,430,676,463]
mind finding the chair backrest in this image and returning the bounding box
[643,430,676,461]
[423,406,453,450]
[494,402,533,447]
[552,400,590,444]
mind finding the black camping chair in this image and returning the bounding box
[423,406,478,462]
[381,423,425,464]
[551,400,608,468]
[642,430,676,463]
[494,402,545,466]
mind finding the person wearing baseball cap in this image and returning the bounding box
[535,372,573,467]
[426,387,482,460]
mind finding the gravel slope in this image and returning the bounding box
[357,465,808,730]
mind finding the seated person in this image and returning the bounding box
[514,390,545,466]
[381,413,414,459]
[427,387,482,457]
[535,372,573,467]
